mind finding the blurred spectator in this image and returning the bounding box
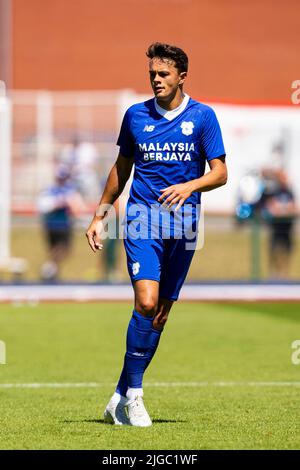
[260,169,297,279]
[59,136,100,201]
[37,165,85,281]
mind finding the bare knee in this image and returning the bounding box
[135,298,158,317]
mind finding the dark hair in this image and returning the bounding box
[146,42,188,73]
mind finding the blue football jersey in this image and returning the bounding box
[117,95,225,234]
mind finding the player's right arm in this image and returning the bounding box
[86,152,134,252]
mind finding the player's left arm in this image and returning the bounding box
[158,156,227,211]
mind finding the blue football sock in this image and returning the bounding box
[116,314,163,395]
[126,310,154,389]
[115,359,127,397]
[145,326,163,370]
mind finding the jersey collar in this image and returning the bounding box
[154,94,190,121]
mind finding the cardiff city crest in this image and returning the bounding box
[181,121,194,136]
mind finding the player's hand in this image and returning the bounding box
[158,182,193,211]
[85,217,104,253]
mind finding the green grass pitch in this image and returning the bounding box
[0,301,300,449]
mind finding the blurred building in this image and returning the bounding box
[0,0,299,103]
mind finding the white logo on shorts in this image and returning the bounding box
[181,121,194,136]
[132,262,140,276]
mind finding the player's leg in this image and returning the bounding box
[40,230,70,280]
[105,280,159,426]
[142,297,173,375]
[119,234,193,426]
[105,298,174,426]
[116,290,173,397]
[126,283,174,383]
[40,230,58,280]
[119,280,160,426]
[159,237,196,303]
[121,279,159,393]
[104,236,163,426]
[119,261,186,426]
[138,237,197,374]
[123,290,175,427]
[270,228,292,279]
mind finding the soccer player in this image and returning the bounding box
[86,42,227,426]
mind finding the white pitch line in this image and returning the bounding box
[1,381,300,389]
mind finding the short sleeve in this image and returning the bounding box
[117,109,135,158]
[201,107,226,161]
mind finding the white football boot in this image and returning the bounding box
[103,393,130,425]
[125,393,152,427]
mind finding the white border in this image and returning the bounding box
[0,283,300,302]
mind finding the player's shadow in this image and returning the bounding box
[62,419,105,424]
[152,419,186,424]
[63,418,186,424]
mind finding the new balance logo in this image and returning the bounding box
[133,352,145,357]
[143,125,155,132]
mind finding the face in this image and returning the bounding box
[149,57,186,102]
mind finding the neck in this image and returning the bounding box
[156,89,185,111]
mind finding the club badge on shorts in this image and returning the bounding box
[132,262,140,276]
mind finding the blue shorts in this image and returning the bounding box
[124,235,196,301]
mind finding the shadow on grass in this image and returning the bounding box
[221,302,300,323]
[63,418,186,424]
